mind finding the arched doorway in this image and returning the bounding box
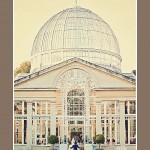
[55,68,96,147]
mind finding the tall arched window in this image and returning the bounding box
[67,90,85,116]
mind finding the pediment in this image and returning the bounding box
[14,58,135,89]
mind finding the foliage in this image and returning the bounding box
[93,134,105,144]
[132,70,136,76]
[93,134,105,149]
[48,135,59,144]
[14,61,31,76]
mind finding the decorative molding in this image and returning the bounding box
[14,97,56,101]
[14,88,57,91]
[95,97,136,101]
[56,68,95,89]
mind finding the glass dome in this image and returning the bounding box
[31,6,122,72]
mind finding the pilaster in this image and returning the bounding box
[120,101,125,145]
[27,101,32,149]
[50,99,56,135]
[96,101,102,134]
[85,89,90,141]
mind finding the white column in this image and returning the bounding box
[40,117,42,143]
[22,101,24,115]
[61,90,65,142]
[64,92,68,140]
[96,102,102,134]
[22,119,24,144]
[62,91,68,143]
[115,119,117,145]
[120,101,125,146]
[27,101,32,149]
[104,101,107,145]
[22,101,24,144]
[46,119,48,144]
[35,102,37,115]
[128,118,130,144]
[128,101,130,114]
[46,101,48,144]
[85,89,90,141]
[104,117,107,145]
[34,119,37,145]
[34,102,37,145]
[110,117,112,145]
[50,100,56,135]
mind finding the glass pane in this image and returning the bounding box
[130,101,136,114]
[14,101,22,115]
[67,90,84,116]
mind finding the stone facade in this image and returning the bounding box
[14,59,136,150]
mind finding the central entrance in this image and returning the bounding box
[67,90,85,143]
[69,127,83,142]
[57,69,95,149]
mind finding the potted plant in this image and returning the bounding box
[48,135,59,150]
[93,134,105,150]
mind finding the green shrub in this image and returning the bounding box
[93,134,105,149]
[48,135,59,149]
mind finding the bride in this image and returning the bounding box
[68,138,75,150]
[71,138,75,145]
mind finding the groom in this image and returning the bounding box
[70,141,80,150]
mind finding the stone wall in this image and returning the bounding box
[92,144,136,150]
[14,145,28,150]
[14,144,136,150]
[14,145,58,150]
[31,146,52,150]
[101,145,136,150]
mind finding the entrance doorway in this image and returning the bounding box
[67,89,85,143]
[69,127,83,142]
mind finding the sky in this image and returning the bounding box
[14,0,136,73]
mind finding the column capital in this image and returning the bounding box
[96,102,102,105]
[95,98,102,104]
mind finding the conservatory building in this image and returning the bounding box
[14,6,136,150]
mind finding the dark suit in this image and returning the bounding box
[71,144,80,150]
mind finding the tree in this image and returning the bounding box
[14,61,31,76]
[48,135,59,150]
[132,70,136,76]
[93,134,105,150]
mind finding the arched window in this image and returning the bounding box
[67,90,85,116]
